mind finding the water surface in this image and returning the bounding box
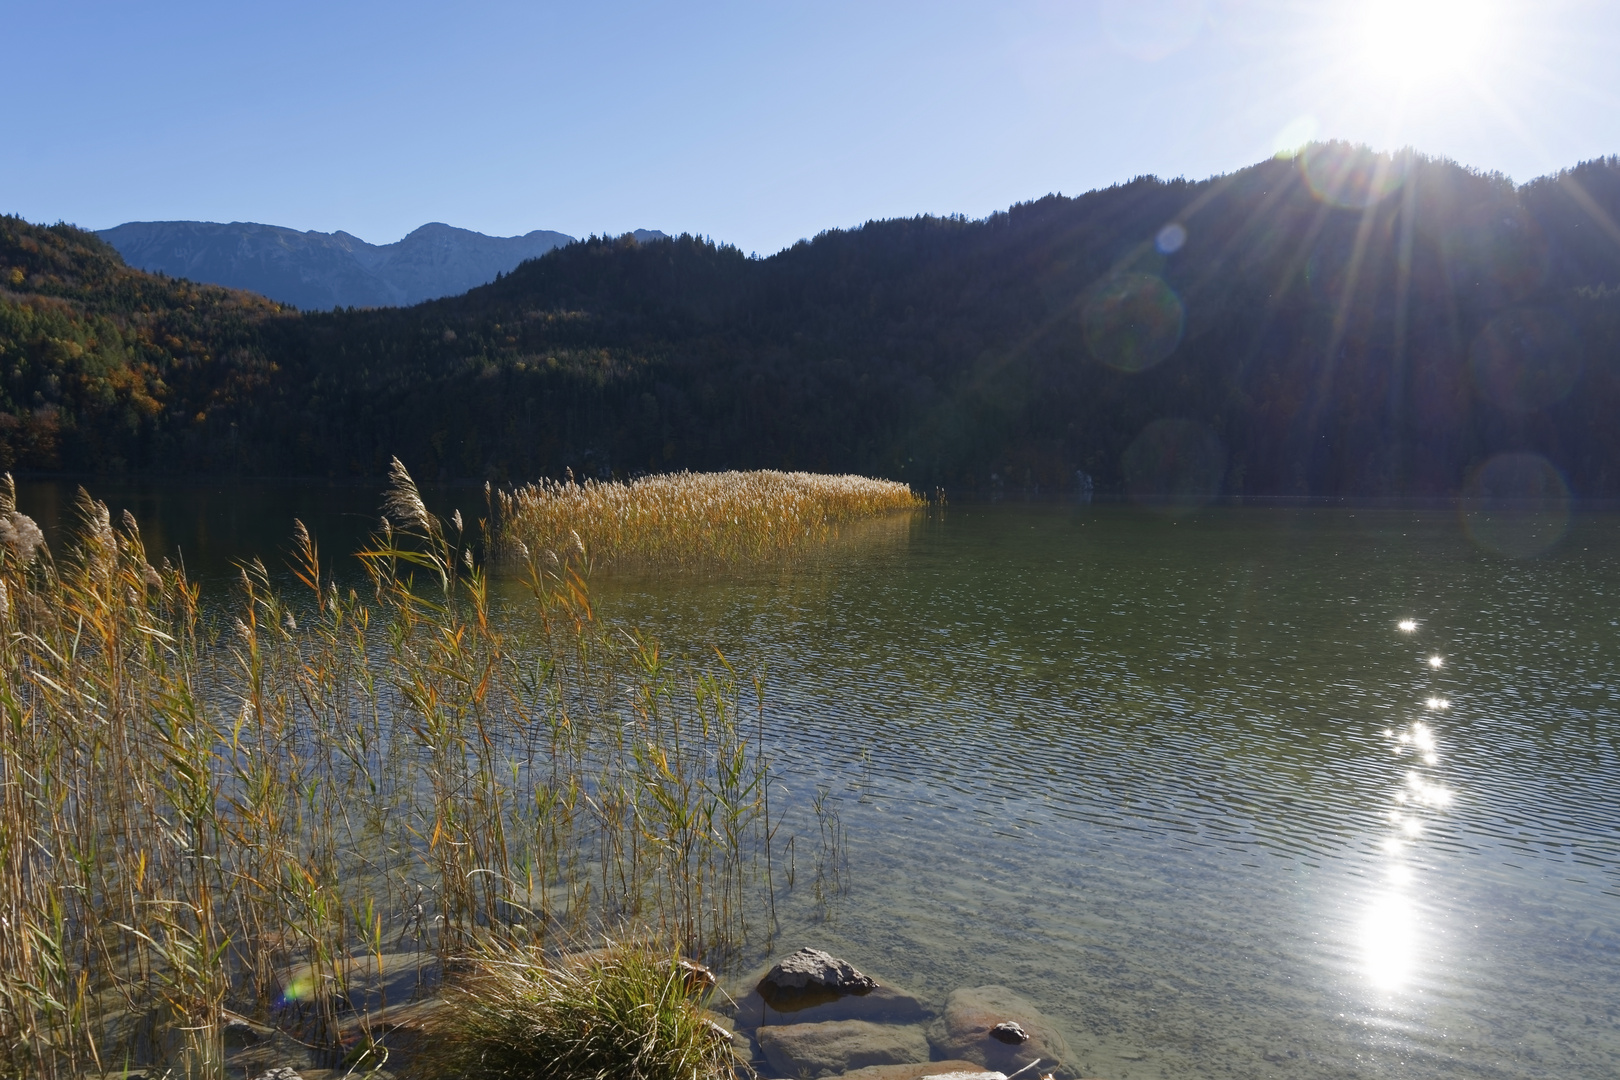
[16,483,1620,1079]
[592,502,1620,1080]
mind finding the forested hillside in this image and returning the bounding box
[6,143,1620,496]
[0,218,287,473]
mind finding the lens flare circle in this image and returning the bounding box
[1272,115,1319,159]
[1122,418,1227,512]
[1461,453,1571,559]
[1469,308,1582,413]
[1155,223,1187,254]
[1299,143,1408,210]
[1083,273,1186,373]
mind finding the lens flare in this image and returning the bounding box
[1272,115,1319,159]
[1122,418,1227,511]
[1469,308,1582,413]
[1082,273,1185,372]
[1155,223,1187,255]
[1299,143,1408,209]
[1461,453,1572,559]
[280,972,316,1004]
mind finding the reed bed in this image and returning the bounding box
[0,462,776,1079]
[496,470,923,567]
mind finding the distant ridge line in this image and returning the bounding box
[96,219,668,310]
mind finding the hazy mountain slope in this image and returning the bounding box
[97,220,587,309]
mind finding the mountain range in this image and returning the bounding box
[8,144,1620,497]
[96,220,666,309]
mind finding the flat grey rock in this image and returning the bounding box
[757,1019,930,1078]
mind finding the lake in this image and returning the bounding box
[15,479,1620,1080]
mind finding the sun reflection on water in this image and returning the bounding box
[1361,885,1419,991]
[1353,622,1457,996]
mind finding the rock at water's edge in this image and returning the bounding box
[757,1019,930,1078]
[763,947,878,993]
[927,986,1075,1079]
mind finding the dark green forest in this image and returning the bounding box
[6,143,1620,498]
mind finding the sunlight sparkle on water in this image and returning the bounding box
[1398,619,1418,632]
[1356,696,1460,994]
[1360,889,1418,990]
[1428,655,1444,669]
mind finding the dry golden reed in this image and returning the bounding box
[497,470,923,567]
[0,465,777,1080]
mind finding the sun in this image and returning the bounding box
[1352,0,1499,88]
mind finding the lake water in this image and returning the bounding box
[15,480,1620,1080]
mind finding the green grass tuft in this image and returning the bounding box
[406,942,743,1080]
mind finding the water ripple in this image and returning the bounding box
[593,504,1620,1080]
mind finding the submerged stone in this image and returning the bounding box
[927,986,1075,1079]
[222,1011,270,1048]
[834,1062,1002,1080]
[737,982,929,1030]
[757,1018,931,1078]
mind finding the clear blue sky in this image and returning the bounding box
[6,0,1619,255]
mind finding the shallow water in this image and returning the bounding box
[16,483,1620,1079]
[588,503,1620,1080]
